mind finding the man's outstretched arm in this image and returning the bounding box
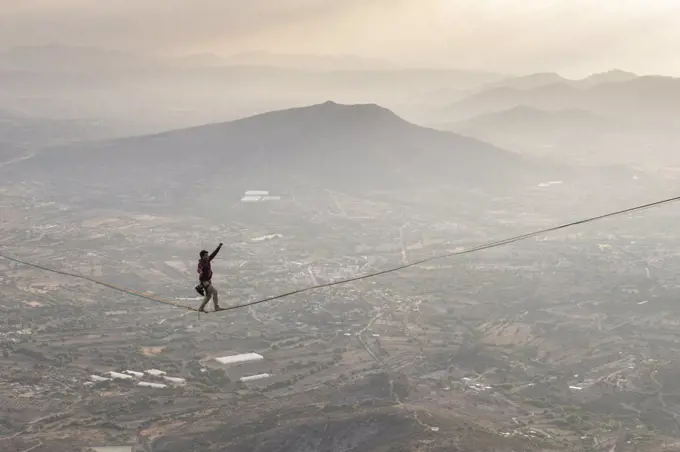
[209,243,223,261]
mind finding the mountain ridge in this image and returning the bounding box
[438,75,680,123]
[450,105,616,126]
[8,101,558,214]
[478,69,639,92]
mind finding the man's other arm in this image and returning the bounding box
[209,243,223,261]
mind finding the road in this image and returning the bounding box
[0,152,34,169]
[358,311,383,364]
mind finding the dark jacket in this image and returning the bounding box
[197,244,222,282]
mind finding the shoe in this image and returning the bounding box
[198,307,208,313]
[214,306,224,312]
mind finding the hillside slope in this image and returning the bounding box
[10,101,555,211]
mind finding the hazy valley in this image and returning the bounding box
[3,41,680,452]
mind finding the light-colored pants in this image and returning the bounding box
[200,280,219,310]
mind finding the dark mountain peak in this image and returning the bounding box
[316,99,392,114]
[315,100,403,120]
[22,100,541,199]
[221,100,409,133]
[122,101,417,148]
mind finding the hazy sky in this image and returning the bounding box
[2,0,680,76]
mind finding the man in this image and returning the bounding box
[197,242,224,313]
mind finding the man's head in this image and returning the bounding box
[199,250,209,259]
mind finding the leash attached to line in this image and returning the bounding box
[2,194,680,314]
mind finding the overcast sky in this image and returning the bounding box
[2,0,680,76]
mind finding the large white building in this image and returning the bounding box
[241,190,281,202]
[124,370,145,378]
[240,373,271,382]
[215,353,264,365]
[211,352,270,381]
[107,372,135,381]
[90,375,110,382]
[163,376,187,386]
[138,381,167,389]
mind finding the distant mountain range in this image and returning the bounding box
[436,76,680,124]
[3,43,678,172]
[440,103,680,169]
[427,69,680,170]
[446,105,620,137]
[9,101,563,212]
[0,45,506,130]
[478,69,638,91]
[441,105,621,161]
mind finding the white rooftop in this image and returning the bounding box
[145,369,167,376]
[90,375,110,382]
[537,180,564,187]
[215,353,264,365]
[241,190,281,202]
[138,381,167,389]
[252,234,282,242]
[124,370,144,378]
[240,373,271,382]
[107,372,134,380]
[163,376,187,385]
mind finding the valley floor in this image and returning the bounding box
[2,179,680,451]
